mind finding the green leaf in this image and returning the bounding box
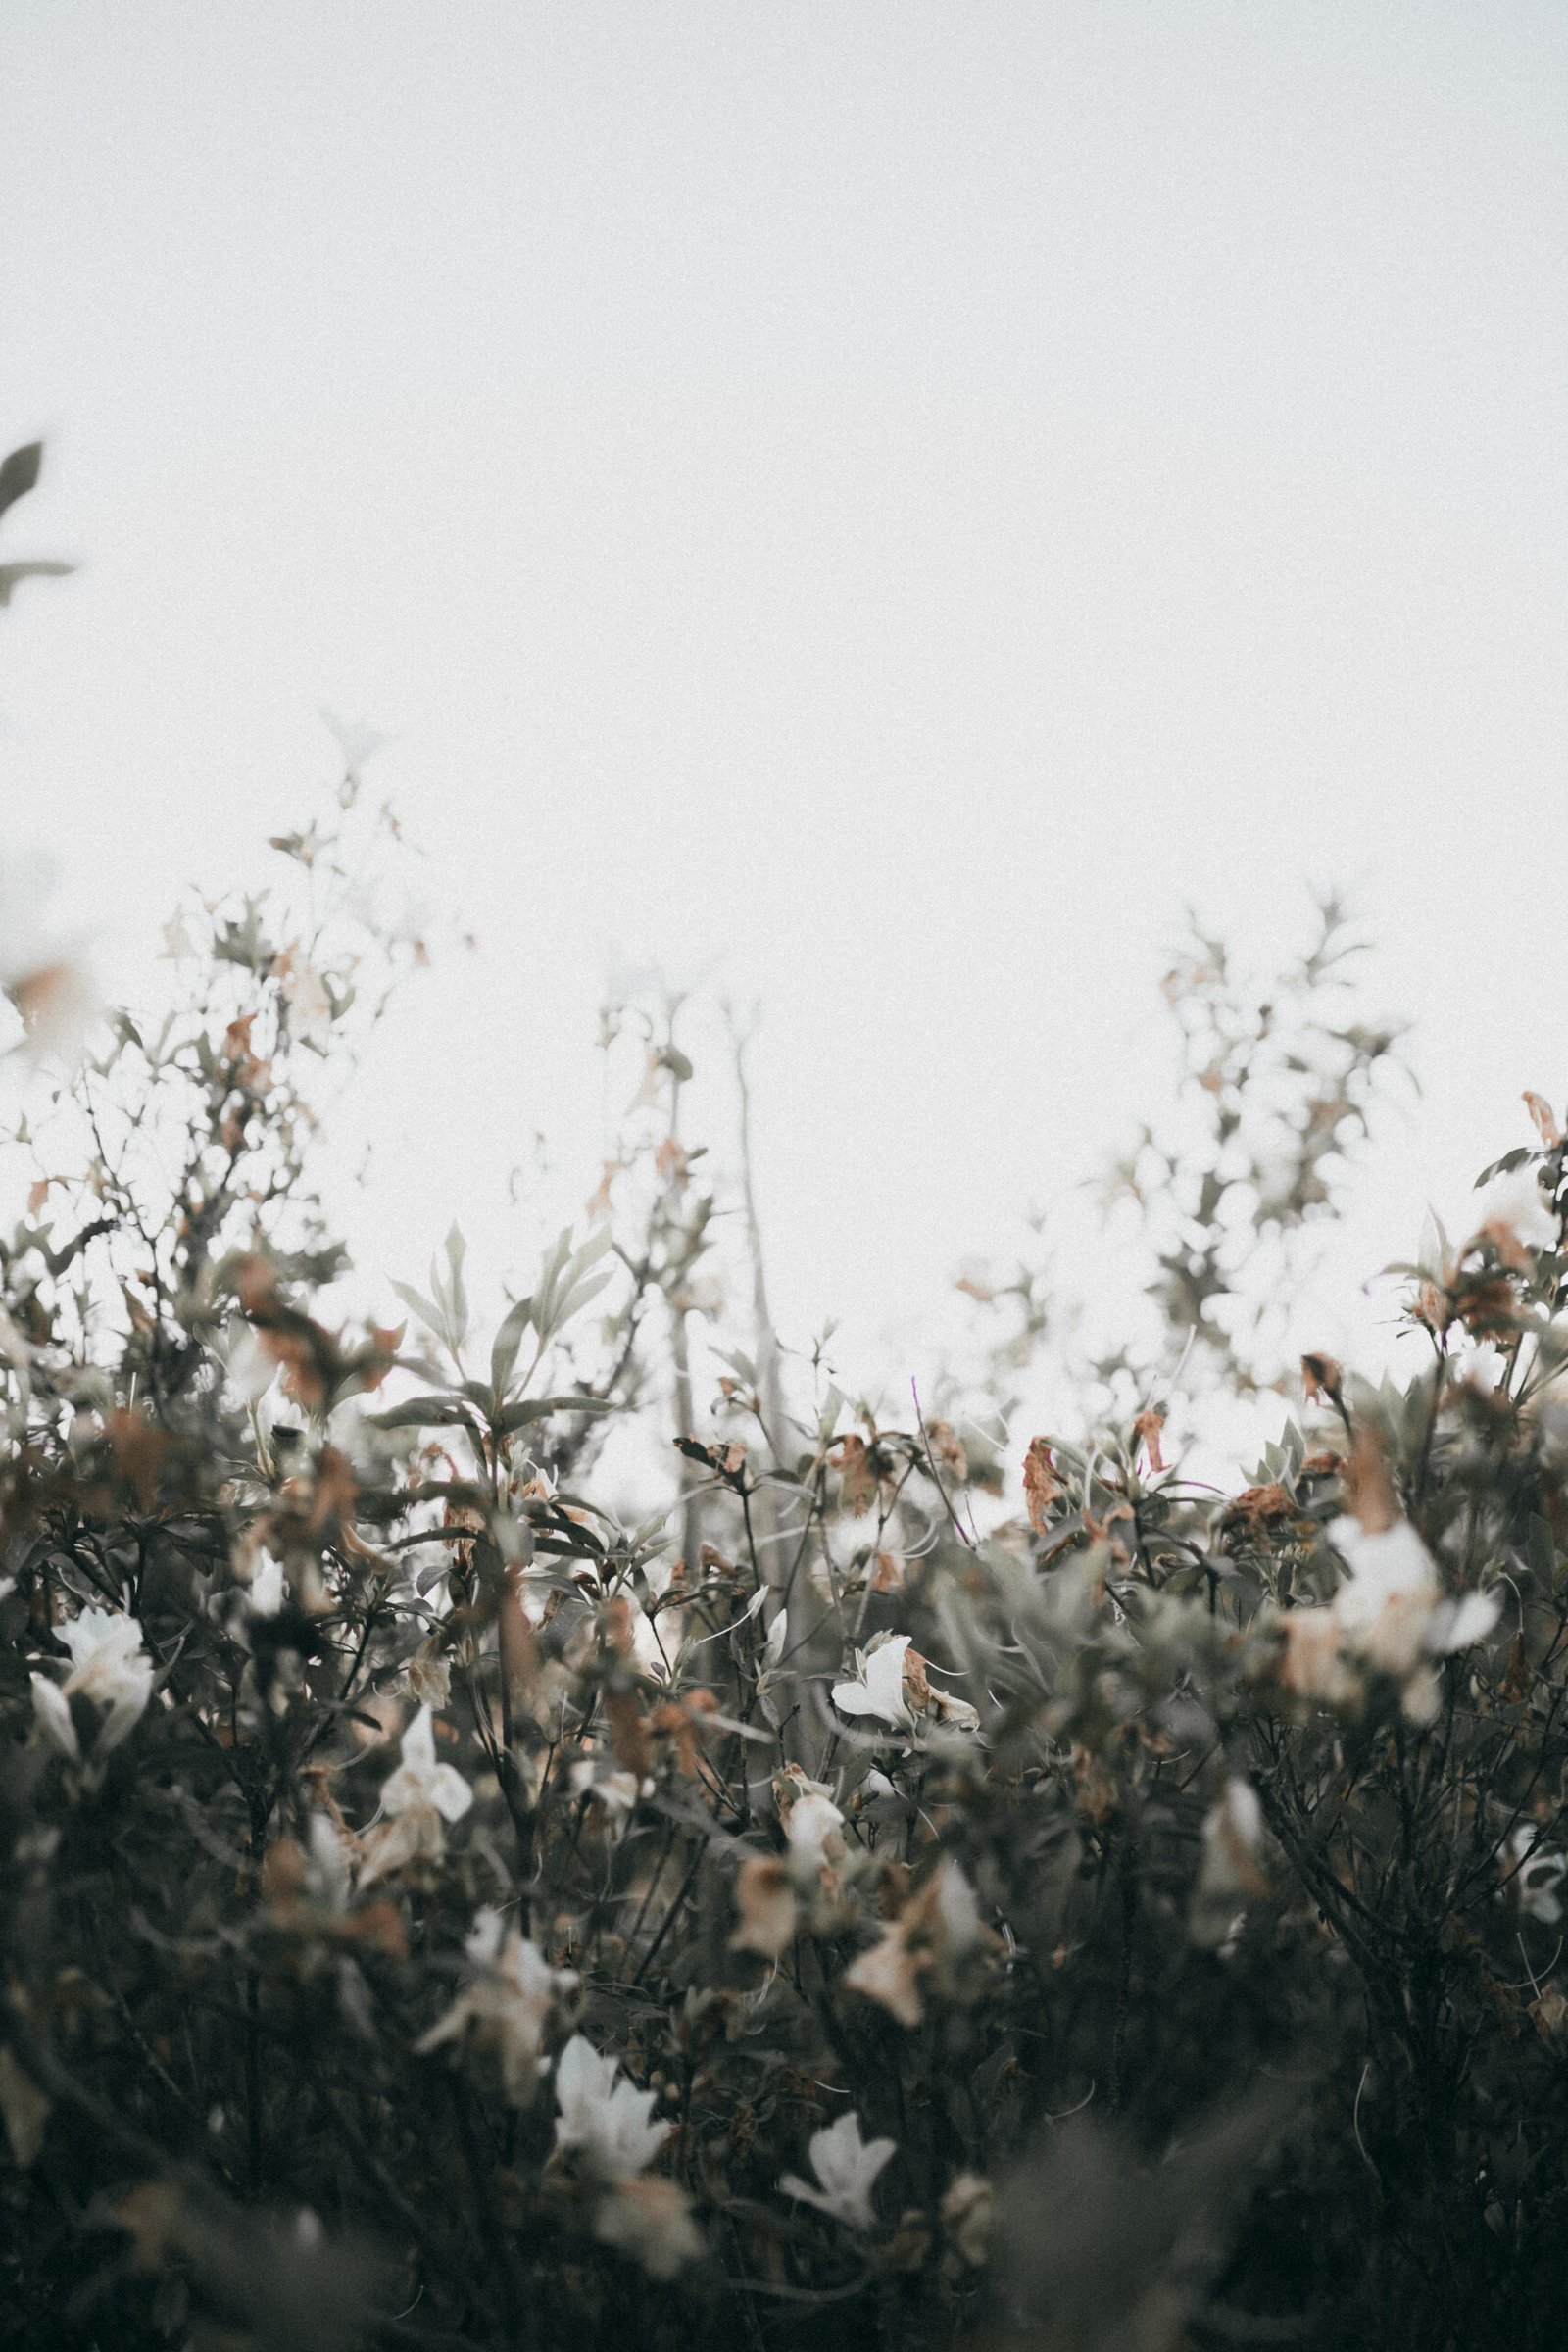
[0,442,42,522]
[531,1224,614,1347]
[1475,1149,1535,1187]
[429,1224,469,1353]
[369,1394,481,1431]
[490,1293,534,1396]
[498,1394,614,1433]
[389,1278,446,1343]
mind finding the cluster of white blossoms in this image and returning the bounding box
[30,1607,154,1758]
[552,2035,704,2279]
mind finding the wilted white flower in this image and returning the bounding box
[780,2109,896,2231]
[940,2170,993,2267]
[926,1681,982,1734]
[844,1857,983,2028]
[400,1643,451,1708]
[832,1633,914,1732]
[553,2034,670,2180]
[357,1705,472,1884]
[593,2176,705,2278]
[416,1910,577,2102]
[729,1857,799,1958]
[30,1606,154,1757]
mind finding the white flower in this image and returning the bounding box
[568,1761,648,1820]
[593,2177,705,2279]
[1509,1825,1567,1926]
[417,1910,577,2102]
[832,1634,914,1732]
[30,1675,78,1759]
[319,708,389,787]
[1329,1516,1440,1678]
[780,2109,896,2231]
[224,1325,280,1404]
[1325,1516,1501,1723]
[31,1606,154,1756]
[357,1705,472,1884]
[1190,1777,1269,1948]
[249,1552,285,1618]
[784,1788,846,1882]
[1477,1166,1558,1256]
[1429,1588,1504,1654]
[553,2034,671,2180]
[929,1856,983,1953]
[382,1704,471,1820]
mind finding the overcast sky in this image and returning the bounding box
[4,3,1566,1413]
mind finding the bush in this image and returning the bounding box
[4,525,1568,2352]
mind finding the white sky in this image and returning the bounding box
[3,3,1566,1420]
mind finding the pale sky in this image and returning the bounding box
[4,3,1566,1417]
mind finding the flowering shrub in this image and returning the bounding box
[5,492,1568,2350]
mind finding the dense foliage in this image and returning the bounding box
[5,471,1568,2352]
